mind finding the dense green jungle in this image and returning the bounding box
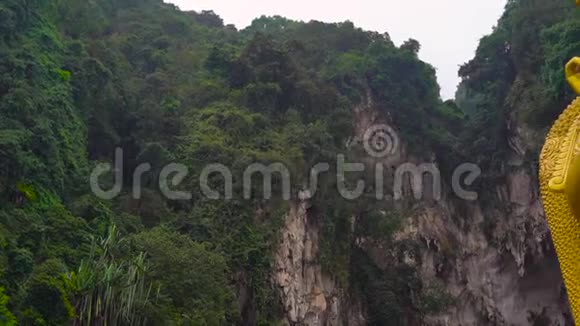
[0,0,579,325]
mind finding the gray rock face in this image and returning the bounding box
[394,175,571,325]
[272,92,572,325]
[272,199,365,326]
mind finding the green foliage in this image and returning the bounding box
[357,209,402,242]
[245,16,299,35]
[365,41,442,152]
[401,38,421,55]
[23,259,74,324]
[66,225,154,326]
[183,201,285,324]
[422,281,455,314]
[190,10,224,28]
[0,287,17,326]
[351,249,422,325]
[55,69,71,82]
[0,0,522,323]
[131,227,234,324]
[541,14,580,101]
[456,0,579,176]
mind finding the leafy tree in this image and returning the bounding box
[190,10,224,28]
[4,0,567,323]
[23,259,74,325]
[401,38,421,55]
[542,16,580,101]
[131,227,235,324]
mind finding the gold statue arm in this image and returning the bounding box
[566,57,580,94]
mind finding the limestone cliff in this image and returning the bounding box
[393,172,572,325]
[273,200,365,325]
[272,93,573,325]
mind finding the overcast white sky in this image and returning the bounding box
[166,0,507,99]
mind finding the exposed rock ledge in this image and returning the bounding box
[273,199,365,326]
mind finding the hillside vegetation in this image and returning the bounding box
[0,0,578,325]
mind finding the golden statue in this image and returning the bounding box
[540,56,580,322]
